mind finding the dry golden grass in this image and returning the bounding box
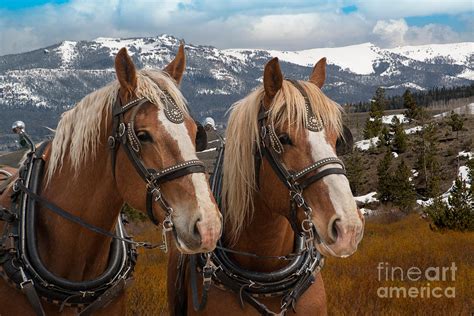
[324,214,474,316]
[127,214,474,315]
[126,227,168,316]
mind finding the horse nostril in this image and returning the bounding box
[330,218,341,243]
[193,217,202,238]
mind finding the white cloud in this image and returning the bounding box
[372,18,465,47]
[372,19,409,47]
[0,0,471,55]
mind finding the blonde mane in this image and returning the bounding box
[222,80,343,243]
[46,69,188,182]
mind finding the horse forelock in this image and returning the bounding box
[222,79,343,243]
[46,69,188,183]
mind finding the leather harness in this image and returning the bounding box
[180,80,347,315]
[0,89,208,315]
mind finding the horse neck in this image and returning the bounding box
[230,191,295,272]
[36,137,123,281]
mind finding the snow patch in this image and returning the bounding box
[417,165,471,207]
[458,151,473,159]
[385,82,426,91]
[354,137,379,151]
[457,68,474,80]
[354,192,379,204]
[405,126,422,134]
[388,42,473,66]
[266,43,381,75]
[197,88,231,95]
[55,41,77,68]
[360,208,374,216]
[382,114,408,124]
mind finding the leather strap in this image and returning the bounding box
[16,182,156,249]
[79,278,131,316]
[21,280,46,316]
[190,254,211,312]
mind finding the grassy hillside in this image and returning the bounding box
[342,113,473,197]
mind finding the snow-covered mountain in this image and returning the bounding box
[0,35,472,142]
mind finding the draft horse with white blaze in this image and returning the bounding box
[0,45,222,315]
[169,57,364,315]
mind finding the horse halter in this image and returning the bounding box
[256,80,347,244]
[108,91,206,241]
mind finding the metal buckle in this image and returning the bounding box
[301,218,313,233]
[260,125,267,139]
[290,191,305,208]
[202,266,213,284]
[107,136,116,149]
[19,279,33,289]
[159,215,174,253]
[12,179,22,193]
[19,267,32,289]
[152,188,162,202]
[202,253,214,287]
[118,123,126,137]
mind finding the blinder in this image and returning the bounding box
[336,125,353,156]
[195,121,208,152]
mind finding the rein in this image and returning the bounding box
[184,80,347,315]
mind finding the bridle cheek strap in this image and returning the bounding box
[256,103,347,237]
[109,95,206,227]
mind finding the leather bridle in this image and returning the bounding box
[256,80,346,244]
[108,93,207,239]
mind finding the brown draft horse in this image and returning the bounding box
[168,57,364,315]
[0,46,221,315]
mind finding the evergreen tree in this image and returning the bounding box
[391,116,408,153]
[377,149,393,202]
[403,89,420,121]
[447,111,464,137]
[467,158,474,195]
[363,87,386,139]
[346,150,364,195]
[414,123,441,197]
[380,125,391,147]
[392,159,417,212]
[427,178,474,231]
[426,197,449,230]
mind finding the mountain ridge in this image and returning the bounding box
[0,34,472,143]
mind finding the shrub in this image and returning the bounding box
[426,178,474,231]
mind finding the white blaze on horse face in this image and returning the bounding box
[307,130,360,226]
[157,108,221,248]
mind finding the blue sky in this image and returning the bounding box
[0,0,472,55]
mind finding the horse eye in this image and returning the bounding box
[136,131,153,143]
[278,133,292,145]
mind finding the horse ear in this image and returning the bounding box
[263,57,283,106]
[310,57,326,88]
[336,125,353,156]
[164,43,186,84]
[115,48,137,96]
